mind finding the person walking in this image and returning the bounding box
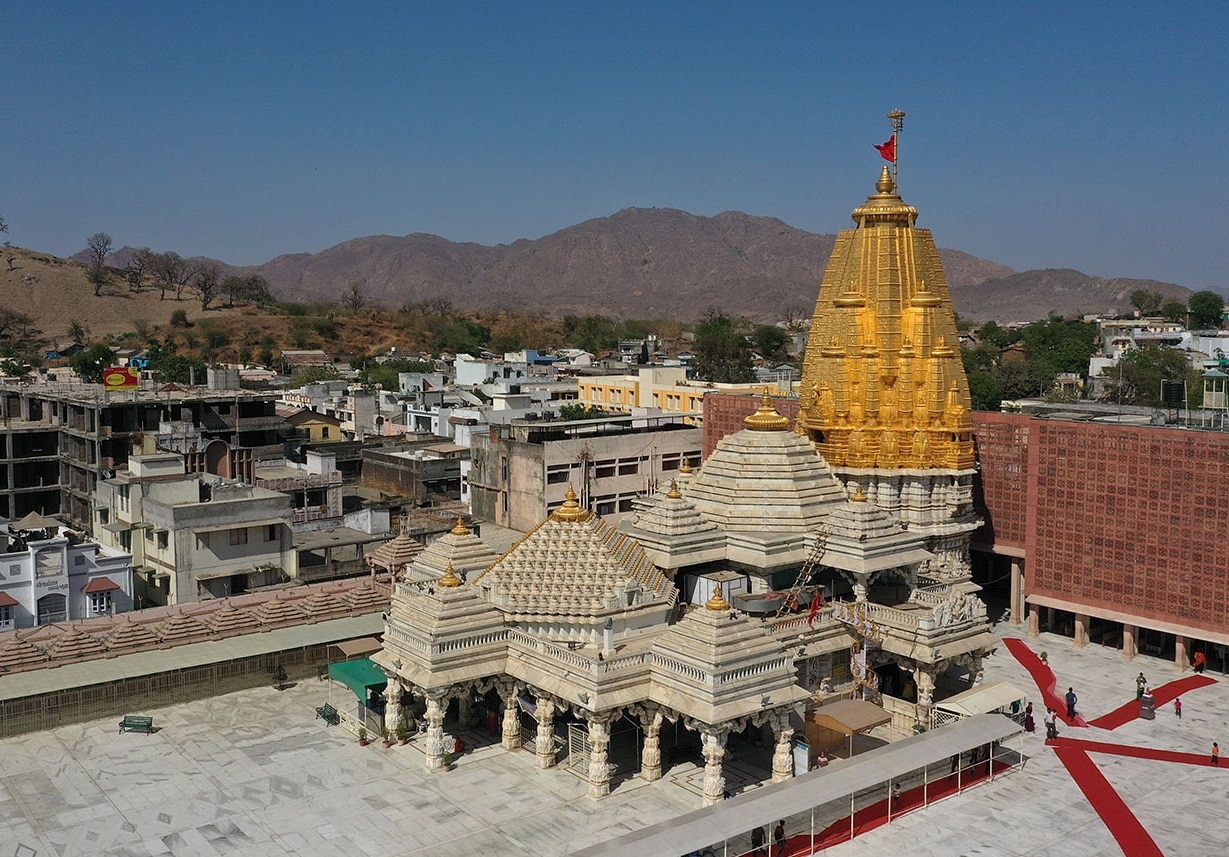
[1023,702,1035,733]
[773,819,786,856]
[1213,742,1220,766]
[751,825,766,857]
[1135,672,1147,700]
[1044,708,1059,739]
[1175,697,1183,719]
[1065,687,1078,720]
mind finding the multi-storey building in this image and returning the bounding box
[469,413,703,531]
[0,375,282,531]
[95,453,296,606]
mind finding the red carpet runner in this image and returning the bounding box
[1052,745,1164,857]
[1003,637,1087,725]
[1086,674,1216,730]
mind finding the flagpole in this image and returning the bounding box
[887,109,905,186]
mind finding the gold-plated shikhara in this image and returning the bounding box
[795,165,975,471]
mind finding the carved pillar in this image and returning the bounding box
[771,712,795,782]
[1073,613,1089,648]
[852,581,868,602]
[457,690,475,727]
[499,680,523,751]
[1009,558,1024,625]
[384,677,404,735]
[916,666,936,708]
[1122,625,1138,660]
[640,707,664,782]
[536,696,558,769]
[586,711,616,798]
[969,654,984,686]
[1028,605,1040,637]
[699,726,729,806]
[424,690,450,772]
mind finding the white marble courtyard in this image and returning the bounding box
[1,625,1225,857]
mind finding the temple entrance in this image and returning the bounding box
[971,551,1012,623]
[566,715,641,789]
[1087,616,1123,650]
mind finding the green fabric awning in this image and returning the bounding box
[328,657,387,702]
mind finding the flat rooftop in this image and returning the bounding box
[1,624,1223,856]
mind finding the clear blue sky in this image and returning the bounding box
[4,2,1226,290]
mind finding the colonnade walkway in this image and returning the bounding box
[572,713,1025,857]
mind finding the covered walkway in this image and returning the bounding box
[571,713,1024,857]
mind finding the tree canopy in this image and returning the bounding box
[1189,291,1225,330]
[692,311,753,383]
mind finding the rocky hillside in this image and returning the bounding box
[69,207,1208,325]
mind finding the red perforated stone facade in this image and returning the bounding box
[704,396,1229,639]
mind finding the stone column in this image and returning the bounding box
[500,683,523,752]
[1009,559,1024,625]
[969,654,984,686]
[771,713,795,782]
[586,712,615,798]
[1028,605,1040,637]
[536,696,558,769]
[1073,613,1089,648]
[699,726,729,806]
[457,690,475,727]
[852,581,868,602]
[640,707,664,782]
[1122,625,1138,660]
[916,666,937,708]
[384,678,404,736]
[1175,636,1190,671]
[424,690,450,772]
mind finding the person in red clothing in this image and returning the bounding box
[1213,742,1220,765]
[1193,651,1207,673]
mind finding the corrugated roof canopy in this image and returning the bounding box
[572,714,1022,857]
[935,681,1027,717]
[328,657,387,702]
[809,699,892,735]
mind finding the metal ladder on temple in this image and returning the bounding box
[774,527,828,619]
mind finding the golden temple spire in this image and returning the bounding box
[796,143,975,472]
[550,484,592,523]
[667,479,683,499]
[450,515,470,536]
[705,588,732,611]
[743,390,790,431]
[680,458,693,474]
[438,562,462,588]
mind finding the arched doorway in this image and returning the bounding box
[37,593,66,624]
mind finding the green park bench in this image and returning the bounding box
[315,703,340,726]
[119,715,154,734]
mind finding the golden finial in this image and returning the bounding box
[851,489,868,502]
[450,515,470,536]
[438,562,462,588]
[550,484,591,522]
[667,479,682,499]
[705,588,732,611]
[680,459,693,474]
[743,390,790,431]
[875,165,895,194]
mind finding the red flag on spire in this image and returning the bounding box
[873,134,896,163]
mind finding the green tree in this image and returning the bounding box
[67,320,89,346]
[1188,291,1225,330]
[68,343,115,383]
[558,403,606,420]
[87,265,109,296]
[967,371,1004,411]
[750,324,790,363]
[358,357,433,391]
[565,315,620,354]
[1161,301,1188,323]
[1097,344,1201,407]
[693,311,753,383]
[976,320,1015,349]
[285,365,341,387]
[193,263,220,310]
[1129,289,1164,316]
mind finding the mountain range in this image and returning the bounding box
[91,208,1197,324]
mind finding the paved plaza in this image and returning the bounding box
[1,624,1225,857]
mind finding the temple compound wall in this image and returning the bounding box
[971,412,1229,655]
